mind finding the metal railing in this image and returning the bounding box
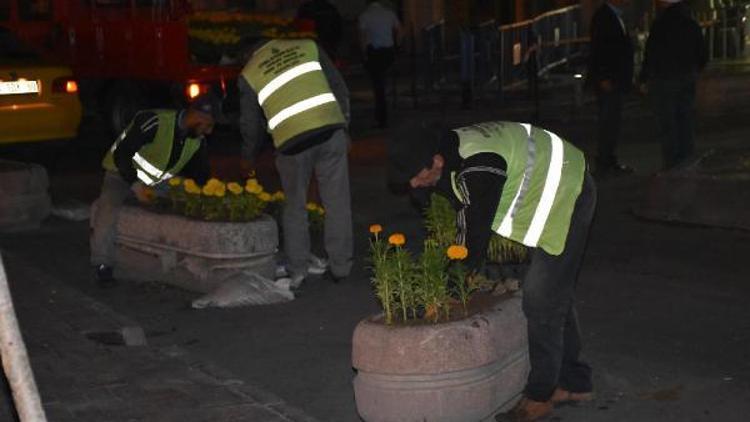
[497,5,585,94]
[403,5,586,108]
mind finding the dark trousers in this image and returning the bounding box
[364,46,395,127]
[650,76,697,169]
[595,88,623,170]
[522,172,597,401]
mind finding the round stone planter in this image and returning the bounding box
[0,159,51,232]
[636,149,750,231]
[112,205,278,293]
[352,294,529,422]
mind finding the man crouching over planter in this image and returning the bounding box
[90,94,219,287]
[389,121,597,422]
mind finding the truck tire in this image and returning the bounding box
[0,160,51,231]
[105,82,146,136]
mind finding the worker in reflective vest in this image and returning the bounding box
[389,121,597,422]
[238,38,353,289]
[91,95,218,287]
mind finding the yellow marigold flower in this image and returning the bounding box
[259,192,272,202]
[202,184,215,196]
[447,245,469,260]
[227,182,243,195]
[214,185,226,197]
[271,191,285,201]
[168,177,182,187]
[245,183,263,194]
[388,233,406,246]
[369,224,383,234]
[183,179,200,194]
[206,178,222,187]
[306,202,318,211]
[316,206,325,215]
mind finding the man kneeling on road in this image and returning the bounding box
[389,121,597,422]
[90,95,219,287]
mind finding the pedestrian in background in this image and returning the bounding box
[358,0,401,129]
[639,0,707,171]
[588,0,634,177]
[238,37,353,289]
[297,0,343,61]
[90,95,218,287]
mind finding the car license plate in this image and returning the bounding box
[0,80,39,95]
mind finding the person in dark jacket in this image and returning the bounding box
[90,95,218,287]
[639,0,707,170]
[389,121,597,422]
[588,0,634,177]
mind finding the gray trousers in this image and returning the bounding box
[275,129,353,279]
[90,171,133,267]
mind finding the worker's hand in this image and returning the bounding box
[598,79,614,93]
[131,182,152,203]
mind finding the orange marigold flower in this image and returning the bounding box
[369,224,383,234]
[388,233,406,246]
[447,245,469,260]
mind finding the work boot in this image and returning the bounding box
[495,397,553,422]
[550,387,594,405]
[94,265,117,289]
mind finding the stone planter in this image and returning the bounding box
[352,293,529,422]
[636,149,750,231]
[0,159,51,232]
[112,205,278,293]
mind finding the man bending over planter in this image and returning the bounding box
[389,121,597,422]
[238,37,353,289]
[90,95,219,287]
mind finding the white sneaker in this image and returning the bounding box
[308,255,328,275]
[275,265,289,278]
[276,256,327,277]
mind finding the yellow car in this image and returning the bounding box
[1,33,82,146]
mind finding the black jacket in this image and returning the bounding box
[639,3,707,83]
[434,133,507,272]
[588,3,634,91]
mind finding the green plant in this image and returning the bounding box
[425,193,528,264]
[367,227,472,325]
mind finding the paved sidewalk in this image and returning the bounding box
[0,251,318,422]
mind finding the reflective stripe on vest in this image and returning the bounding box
[522,130,564,247]
[258,61,323,105]
[136,169,156,185]
[133,152,174,184]
[267,93,337,130]
[497,123,534,237]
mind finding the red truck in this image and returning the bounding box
[1,0,304,133]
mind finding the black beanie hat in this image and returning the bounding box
[190,91,222,120]
[387,118,443,186]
